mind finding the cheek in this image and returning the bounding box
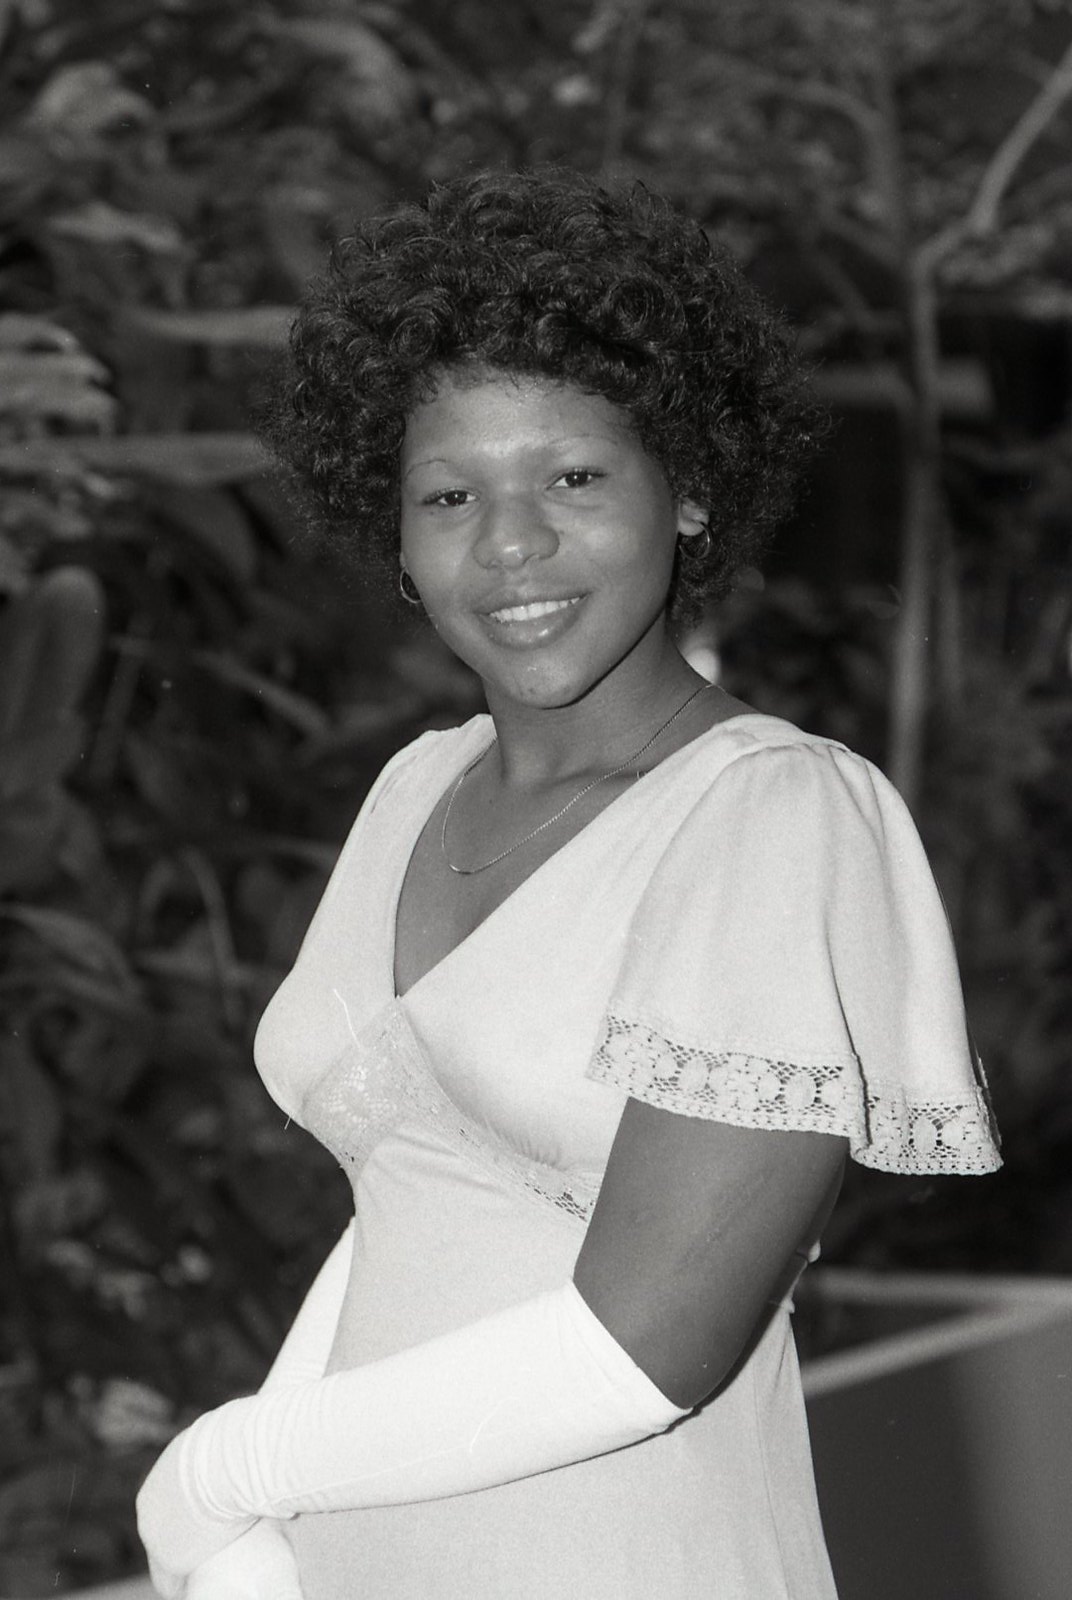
[402,548,473,635]
[400,523,452,586]
[613,510,679,587]
[398,512,425,570]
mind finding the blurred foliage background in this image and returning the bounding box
[0,0,1070,1589]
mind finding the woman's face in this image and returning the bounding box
[399,369,701,713]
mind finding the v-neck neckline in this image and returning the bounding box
[389,709,770,1004]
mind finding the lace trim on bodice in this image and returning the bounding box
[587,1013,1001,1176]
[301,1004,602,1222]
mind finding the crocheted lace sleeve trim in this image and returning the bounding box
[587,1013,1001,1176]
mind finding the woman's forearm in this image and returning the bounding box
[137,1280,686,1588]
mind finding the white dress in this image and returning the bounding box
[253,712,1001,1599]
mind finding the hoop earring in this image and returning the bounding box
[399,569,422,606]
[678,526,712,562]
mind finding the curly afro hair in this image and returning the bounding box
[262,167,822,627]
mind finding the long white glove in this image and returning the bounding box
[137,1281,687,1594]
[179,1519,304,1600]
[156,1222,354,1600]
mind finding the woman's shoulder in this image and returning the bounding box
[685,709,883,795]
[669,709,914,869]
[363,713,492,812]
[696,708,851,758]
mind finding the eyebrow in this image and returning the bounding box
[402,457,452,481]
[402,433,625,480]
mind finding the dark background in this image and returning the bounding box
[0,0,1070,1589]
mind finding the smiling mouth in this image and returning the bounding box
[487,597,584,623]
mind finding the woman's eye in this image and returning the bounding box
[556,469,603,490]
[425,489,472,508]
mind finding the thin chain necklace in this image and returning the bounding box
[441,683,711,876]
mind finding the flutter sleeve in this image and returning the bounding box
[585,737,1001,1175]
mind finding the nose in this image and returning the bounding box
[473,492,559,569]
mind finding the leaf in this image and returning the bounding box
[35,966,145,1017]
[0,788,66,894]
[47,200,184,255]
[273,15,408,78]
[61,1012,149,1100]
[27,61,154,139]
[0,1449,144,1594]
[0,530,30,594]
[121,729,197,819]
[0,133,54,216]
[89,1378,174,1449]
[0,0,18,56]
[257,187,343,295]
[192,650,330,736]
[0,906,136,990]
[0,719,87,798]
[134,948,262,991]
[0,487,92,551]
[0,348,110,384]
[14,1169,107,1241]
[121,305,294,348]
[0,314,81,352]
[147,483,259,584]
[0,433,270,486]
[0,350,117,426]
[0,1036,62,1180]
[269,16,418,123]
[0,567,105,742]
[0,321,114,426]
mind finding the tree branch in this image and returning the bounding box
[918,33,1072,274]
[696,48,881,144]
[968,35,1072,234]
[599,0,654,172]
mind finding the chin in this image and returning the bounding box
[493,665,622,714]
[493,681,581,711]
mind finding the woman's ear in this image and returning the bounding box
[675,499,709,540]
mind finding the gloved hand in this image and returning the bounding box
[152,1517,304,1600]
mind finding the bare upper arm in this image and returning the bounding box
[573,1098,847,1408]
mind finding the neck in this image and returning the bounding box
[481,628,706,789]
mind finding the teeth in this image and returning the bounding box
[491,597,581,622]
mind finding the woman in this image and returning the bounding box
[137,168,1001,1600]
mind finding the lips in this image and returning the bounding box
[476,590,589,650]
[487,596,584,623]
